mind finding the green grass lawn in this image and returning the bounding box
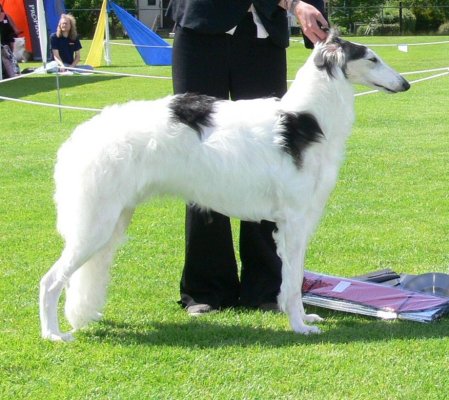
[1,36,449,399]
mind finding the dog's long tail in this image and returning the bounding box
[64,208,134,330]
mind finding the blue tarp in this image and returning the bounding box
[44,0,66,35]
[108,1,172,66]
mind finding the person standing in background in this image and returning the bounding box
[169,0,328,316]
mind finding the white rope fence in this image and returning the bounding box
[1,65,447,111]
[355,67,449,97]
[290,38,449,47]
[64,66,172,80]
[362,40,449,47]
[0,65,171,112]
[400,66,449,76]
[0,69,102,111]
[1,38,447,112]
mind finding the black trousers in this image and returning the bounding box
[172,14,287,309]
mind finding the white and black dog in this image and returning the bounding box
[13,37,27,62]
[39,31,410,341]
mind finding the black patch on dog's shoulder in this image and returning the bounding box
[279,112,324,167]
[169,93,217,138]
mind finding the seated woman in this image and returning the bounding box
[50,14,92,73]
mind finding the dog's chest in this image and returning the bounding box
[301,137,344,198]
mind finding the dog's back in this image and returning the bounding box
[55,95,307,225]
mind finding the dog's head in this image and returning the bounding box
[13,37,27,61]
[314,29,410,93]
[14,37,26,47]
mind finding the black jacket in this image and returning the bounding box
[169,0,325,48]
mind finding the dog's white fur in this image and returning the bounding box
[39,32,409,341]
[13,37,26,62]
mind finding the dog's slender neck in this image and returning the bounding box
[281,46,356,139]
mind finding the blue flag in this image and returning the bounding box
[108,1,172,66]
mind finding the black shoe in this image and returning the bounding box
[21,67,36,74]
[258,302,281,313]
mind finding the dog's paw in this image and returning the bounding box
[42,331,75,342]
[295,324,321,335]
[290,317,322,335]
[304,313,324,323]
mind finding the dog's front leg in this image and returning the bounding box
[274,220,322,334]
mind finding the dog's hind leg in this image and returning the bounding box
[274,219,321,335]
[40,207,134,341]
[40,249,90,341]
[64,207,134,332]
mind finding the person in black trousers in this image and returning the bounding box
[169,0,327,315]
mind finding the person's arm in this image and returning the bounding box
[71,50,81,68]
[283,0,328,44]
[292,1,328,44]
[52,49,65,66]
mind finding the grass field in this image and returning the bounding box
[1,36,449,399]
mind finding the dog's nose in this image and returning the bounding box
[402,79,411,91]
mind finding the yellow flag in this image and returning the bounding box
[85,0,107,67]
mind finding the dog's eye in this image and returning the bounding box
[368,57,378,63]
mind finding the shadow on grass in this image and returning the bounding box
[89,312,449,347]
[0,74,123,100]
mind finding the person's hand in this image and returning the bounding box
[293,1,329,44]
[56,61,66,72]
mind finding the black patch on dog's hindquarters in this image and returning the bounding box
[169,93,217,138]
[279,112,324,167]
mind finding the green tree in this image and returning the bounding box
[409,0,449,32]
[376,1,416,34]
[328,0,385,33]
[329,0,449,34]
[65,0,135,38]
